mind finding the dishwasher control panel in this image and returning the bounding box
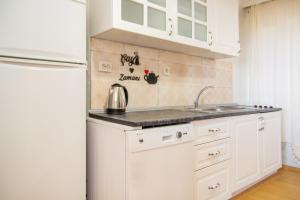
[126,123,194,153]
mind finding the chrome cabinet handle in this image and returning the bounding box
[208,150,221,157]
[208,128,221,133]
[258,117,265,131]
[168,18,173,36]
[208,183,220,190]
[208,31,213,46]
[259,117,265,123]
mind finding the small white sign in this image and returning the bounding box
[98,61,113,73]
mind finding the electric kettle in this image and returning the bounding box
[107,83,128,114]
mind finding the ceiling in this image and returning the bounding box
[240,0,272,8]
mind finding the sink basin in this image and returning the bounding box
[183,105,251,114]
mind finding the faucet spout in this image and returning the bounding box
[194,85,215,109]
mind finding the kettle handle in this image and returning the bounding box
[122,86,129,106]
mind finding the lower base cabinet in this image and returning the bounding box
[193,118,232,200]
[194,161,232,200]
[261,112,282,177]
[231,112,282,194]
[194,111,282,199]
[231,115,261,191]
[87,111,281,200]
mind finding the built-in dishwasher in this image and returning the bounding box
[125,123,194,200]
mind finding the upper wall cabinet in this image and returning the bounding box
[89,0,240,58]
[209,0,240,56]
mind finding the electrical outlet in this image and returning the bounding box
[98,61,112,73]
[163,66,170,76]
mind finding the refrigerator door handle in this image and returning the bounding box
[0,56,87,69]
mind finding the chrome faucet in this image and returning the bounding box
[194,85,215,109]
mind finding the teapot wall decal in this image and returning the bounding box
[144,70,159,84]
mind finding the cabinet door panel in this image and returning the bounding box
[194,1,208,42]
[210,0,240,55]
[175,0,209,47]
[148,7,166,31]
[194,161,232,200]
[121,0,144,25]
[178,0,192,17]
[148,0,166,7]
[119,0,170,39]
[195,23,207,42]
[178,17,193,38]
[0,0,86,63]
[232,115,261,192]
[261,113,282,176]
[194,2,207,22]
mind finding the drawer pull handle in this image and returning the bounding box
[208,128,221,133]
[208,150,221,157]
[208,183,221,190]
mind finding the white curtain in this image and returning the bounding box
[235,0,300,166]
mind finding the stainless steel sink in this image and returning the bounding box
[182,105,252,114]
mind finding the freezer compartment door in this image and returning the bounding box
[0,61,86,200]
[0,0,86,63]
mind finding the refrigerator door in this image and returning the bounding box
[0,0,86,64]
[0,60,86,200]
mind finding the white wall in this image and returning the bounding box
[233,0,300,167]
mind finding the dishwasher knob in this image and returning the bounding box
[176,131,183,139]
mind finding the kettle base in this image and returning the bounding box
[107,108,126,115]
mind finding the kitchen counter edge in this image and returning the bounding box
[88,108,282,128]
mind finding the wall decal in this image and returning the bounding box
[119,74,140,81]
[144,70,159,84]
[120,52,140,66]
[129,68,134,73]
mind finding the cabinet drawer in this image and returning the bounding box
[194,138,231,171]
[194,161,232,200]
[193,119,230,144]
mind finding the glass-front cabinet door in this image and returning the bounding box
[121,0,145,26]
[118,0,210,49]
[120,0,170,38]
[175,0,209,47]
[147,0,167,32]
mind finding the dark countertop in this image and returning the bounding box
[89,106,282,127]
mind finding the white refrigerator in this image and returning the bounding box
[0,0,86,200]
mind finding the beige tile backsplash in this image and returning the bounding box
[90,38,233,110]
